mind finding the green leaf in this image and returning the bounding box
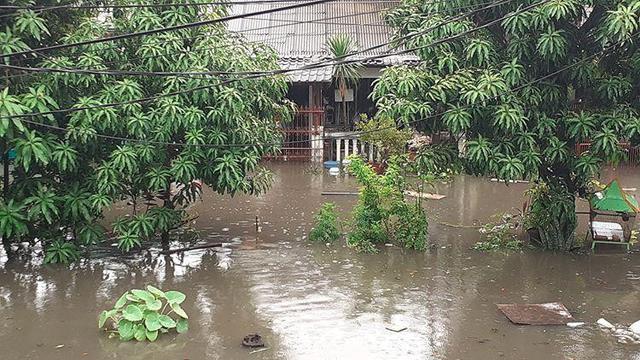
[126,294,142,303]
[123,304,143,322]
[170,302,188,319]
[176,318,189,334]
[134,324,147,342]
[146,299,162,311]
[165,291,186,305]
[146,329,159,342]
[158,315,176,328]
[114,292,128,309]
[146,285,166,299]
[118,319,134,340]
[98,310,108,328]
[144,312,162,332]
[131,289,155,303]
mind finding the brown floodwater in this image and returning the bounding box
[1,163,639,360]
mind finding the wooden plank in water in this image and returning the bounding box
[497,302,574,325]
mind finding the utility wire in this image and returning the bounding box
[1,0,535,122]
[18,33,635,149]
[1,0,511,78]
[0,0,496,81]
[1,0,549,133]
[0,0,339,58]
[0,0,456,11]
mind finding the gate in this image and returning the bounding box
[269,107,324,160]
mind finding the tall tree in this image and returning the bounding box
[374,0,640,250]
[0,0,292,262]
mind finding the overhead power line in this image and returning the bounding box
[1,0,512,78]
[0,0,339,59]
[18,32,635,149]
[0,0,546,124]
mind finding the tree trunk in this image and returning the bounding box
[161,183,174,249]
[2,139,8,199]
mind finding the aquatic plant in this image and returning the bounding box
[98,286,188,342]
[474,212,524,251]
[347,156,428,252]
[309,203,341,243]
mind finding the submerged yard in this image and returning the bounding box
[1,163,639,360]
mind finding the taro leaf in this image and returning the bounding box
[146,329,159,342]
[115,292,128,309]
[176,318,189,334]
[134,324,147,342]
[118,319,134,340]
[147,285,166,298]
[126,294,142,303]
[159,314,176,329]
[98,310,108,328]
[131,289,155,303]
[123,304,143,322]
[170,302,188,319]
[146,299,162,311]
[144,312,162,332]
[165,291,186,305]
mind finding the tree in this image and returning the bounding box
[327,34,361,127]
[374,0,640,250]
[0,0,292,262]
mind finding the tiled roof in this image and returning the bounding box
[228,0,416,82]
[279,57,334,82]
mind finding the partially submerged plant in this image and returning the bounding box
[309,203,341,243]
[474,212,524,251]
[347,156,428,252]
[98,286,188,342]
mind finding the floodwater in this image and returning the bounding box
[1,163,639,360]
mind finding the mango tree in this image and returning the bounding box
[0,0,292,262]
[374,0,640,250]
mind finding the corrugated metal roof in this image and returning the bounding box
[228,0,416,82]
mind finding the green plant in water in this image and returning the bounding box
[474,212,524,251]
[98,286,188,342]
[309,203,341,243]
[524,182,577,251]
[347,156,428,252]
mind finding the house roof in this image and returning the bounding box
[228,0,416,82]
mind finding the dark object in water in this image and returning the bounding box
[242,334,265,348]
[497,302,574,325]
[159,242,223,255]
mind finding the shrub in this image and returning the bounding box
[346,156,428,252]
[98,286,188,342]
[309,203,341,243]
[474,212,524,251]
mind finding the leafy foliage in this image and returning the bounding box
[474,212,524,251]
[309,203,341,243]
[378,0,640,250]
[98,286,188,342]
[346,156,428,252]
[1,1,290,261]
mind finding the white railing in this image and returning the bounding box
[325,132,381,163]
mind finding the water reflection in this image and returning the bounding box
[0,163,639,359]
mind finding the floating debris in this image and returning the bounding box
[497,302,574,325]
[242,334,265,348]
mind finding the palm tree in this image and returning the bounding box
[326,34,361,128]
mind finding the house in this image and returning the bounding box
[228,0,416,162]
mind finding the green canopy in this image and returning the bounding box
[590,180,639,214]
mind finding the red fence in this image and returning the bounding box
[266,107,324,161]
